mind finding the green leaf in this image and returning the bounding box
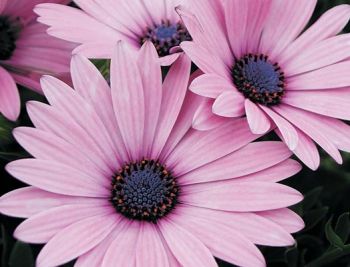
[306,245,350,267]
[302,187,323,211]
[335,212,350,243]
[1,224,14,267]
[302,207,329,231]
[8,241,34,267]
[325,218,345,249]
[285,246,299,267]
[90,59,110,80]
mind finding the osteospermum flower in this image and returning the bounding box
[0,42,304,267]
[34,0,223,66]
[178,0,350,170]
[0,0,73,121]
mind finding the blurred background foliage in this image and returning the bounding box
[1,0,350,266]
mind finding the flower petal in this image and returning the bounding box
[245,99,271,134]
[151,54,191,159]
[36,213,117,267]
[190,73,233,98]
[102,222,140,267]
[260,0,317,59]
[180,142,293,185]
[280,5,350,64]
[192,98,227,131]
[274,105,343,163]
[182,181,303,212]
[0,66,20,121]
[135,223,169,267]
[173,211,266,267]
[288,61,350,90]
[213,90,245,117]
[283,89,350,120]
[257,208,305,234]
[260,105,298,150]
[6,159,109,197]
[111,42,145,161]
[159,220,217,267]
[167,118,259,176]
[14,203,112,243]
[137,42,162,157]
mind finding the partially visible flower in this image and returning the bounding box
[0,0,74,121]
[178,0,350,170]
[34,0,221,66]
[0,42,303,267]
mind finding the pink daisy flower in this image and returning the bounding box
[34,0,196,66]
[178,0,350,170]
[0,0,73,121]
[0,42,304,267]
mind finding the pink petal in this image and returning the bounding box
[234,159,302,183]
[159,53,181,66]
[213,90,245,117]
[160,91,204,160]
[8,46,71,74]
[137,42,162,157]
[72,0,139,37]
[245,99,271,134]
[225,0,271,57]
[224,0,247,58]
[35,4,119,44]
[26,101,112,175]
[167,118,259,176]
[151,54,191,159]
[74,224,123,267]
[73,42,115,58]
[13,127,106,177]
[192,98,227,131]
[14,203,112,243]
[257,208,305,234]
[172,211,266,267]
[180,1,231,67]
[178,205,295,247]
[180,141,293,185]
[283,35,350,76]
[190,73,233,98]
[36,213,117,267]
[159,220,217,267]
[102,222,140,267]
[0,187,96,218]
[180,41,230,79]
[318,118,350,152]
[259,0,317,60]
[135,223,169,267]
[182,181,303,212]
[11,73,41,94]
[6,159,110,197]
[111,42,145,161]
[288,61,350,90]
[283,89,350,120]
[274,105,343,163]
[276,128,320,170]
[0,66,20,121]
[260,105,298,150]
[243,0,272,54]
[280,5,350,64]
[70,55,128,161]
[0,0,7,13]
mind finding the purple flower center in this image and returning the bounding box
[111,160,179,222]
[232,54,285,106]
[140,20,192,57]
[0,16,18,61]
